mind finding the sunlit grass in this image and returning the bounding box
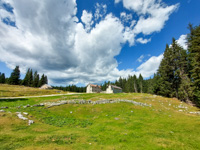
[0,84,68,97]
[0,88,200,149]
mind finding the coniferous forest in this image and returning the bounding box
[0,66,48,87]
[107,24,200,107]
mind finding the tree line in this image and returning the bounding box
[52,85,86,93]
[106,24,200,107]
[0,66,48,87]
[101,74,146,93]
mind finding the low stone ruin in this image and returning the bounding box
[44,99,152,108]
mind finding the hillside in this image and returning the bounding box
[0,84,68,97]
[0,93,200,149]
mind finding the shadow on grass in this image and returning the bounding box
[0,98,28,102]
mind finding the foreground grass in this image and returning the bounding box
[0,84,68,97]
[0,93,200,150]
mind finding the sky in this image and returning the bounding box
[0,0,199,86]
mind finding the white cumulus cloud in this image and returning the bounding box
[137,54,164,78]
[0,0,177,85]
[177,34,188,49]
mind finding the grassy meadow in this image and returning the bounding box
[0,84,68,97]
[0,86,200,149]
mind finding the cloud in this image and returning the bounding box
[81,10,93,32]
[94,3,107,21]
[137,55,144,62]
[120,12,132,23]
[0,0,176,85]
[137,54,164,78]
[118,0,179,35]
[176,34,188,49]
[136,38,151,44]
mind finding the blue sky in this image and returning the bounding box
[0,0,199,86]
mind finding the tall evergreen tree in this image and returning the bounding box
[187,24,200,106]
[133,75,138,93]
[28,69,33,86]
[138,74,144,93]
[39,74,45,87]
[33,71,39,87]
[1,73,5,83]
[22,68,30,86]
[158,44,174,97]
[9,66,20,85]
[44,75,48,84]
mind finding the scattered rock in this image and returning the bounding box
[1,107,8,109]
[0,110,5,112]
[115,117,120,120]
[17,112,28,120]
[28,120,34,125]
[189,112,200,115]
[23,112,28,115]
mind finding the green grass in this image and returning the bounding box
[0,91,200,149]
[0,84,68,97]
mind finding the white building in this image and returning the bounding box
[40,84,52,89]
[106,85,122,93]
[86,84,102,93]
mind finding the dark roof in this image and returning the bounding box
[88,84,101,88]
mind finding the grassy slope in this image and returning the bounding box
[0,92,200,150]
[0,84,68,97]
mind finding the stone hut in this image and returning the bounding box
[40,84,52,89]
[86,84,102,93]
[106,85,122,93]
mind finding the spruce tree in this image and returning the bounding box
[158,44,174,97]
[33,71,39,87]
[44,75,48,84]
[39,74,45,87]
[138,74,144,93]
[187,24,200,106]
[133,75,138,93]
[9,66,20,85]
[28,69,33,86]
[1,73,5,83]
[22,68,30,86]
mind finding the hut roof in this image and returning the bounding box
[40,84,52,89]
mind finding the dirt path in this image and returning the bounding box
[0,93,83,99]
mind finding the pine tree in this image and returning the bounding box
[44,75,48,84]
[158,44,174,97]
[0,72,1,83]
[28,69,33,86]
[138,74,144,93]
[187,24,200,106]
[1,73,5,83]
[22,68,30,86]
[133,75,138,93]
[33,71,39,87]
[39,74,45,87]
[9,66,20,85]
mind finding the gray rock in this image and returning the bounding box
[28,120,34,125]
[23,112,28,115]
[1,107,8,109]
[17,113,28,120]
[0,110,5,112]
